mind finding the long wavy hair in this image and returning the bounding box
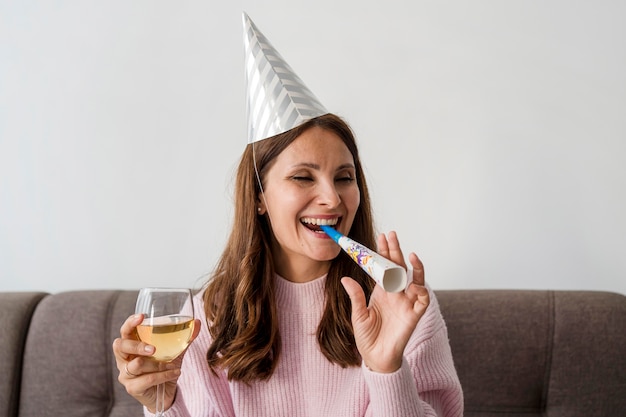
[203,113,377,382]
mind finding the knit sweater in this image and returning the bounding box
[146,275,463,417]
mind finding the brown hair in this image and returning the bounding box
[203,113,376,382]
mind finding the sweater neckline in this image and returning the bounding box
[274,274,327,313]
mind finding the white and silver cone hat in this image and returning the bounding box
[243,12,328,144]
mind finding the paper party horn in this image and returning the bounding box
[320,225,408,293]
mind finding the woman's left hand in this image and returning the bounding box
[341,231,430,373]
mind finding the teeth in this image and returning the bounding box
[301,217,339,226]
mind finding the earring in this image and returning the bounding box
[257,207,262,213]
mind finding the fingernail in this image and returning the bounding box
[144,345,154,354]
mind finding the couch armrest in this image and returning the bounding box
[0,292,48,417]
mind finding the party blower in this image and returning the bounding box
[320,225,408,293]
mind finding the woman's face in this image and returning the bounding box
[258,126,360,282]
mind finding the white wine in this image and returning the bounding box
[136,315,194,362]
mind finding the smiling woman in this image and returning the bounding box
[205,113,375,380]
[257,124,362,282]
[112,13,463,417]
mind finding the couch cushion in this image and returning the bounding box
[19,290,143,417]
[0,292,48,417]
[438,290,553,417]
[547,291,626,417]
[437,290,626,417]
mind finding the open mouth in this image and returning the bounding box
[300,217,340,233]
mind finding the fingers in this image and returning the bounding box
[117,349,185,400]
[113,316,155,370]
[113,337,155,361]
[113,314,156,377]
[190,318,201,342]
[341,277,369,324]
[404,283,430,318]
[405,251,428,316]
[124,362,140,378]
[378,231,426,288]
[123,355,163,378]
[377,231,407,268]
[114,314,154,359]
[408,252,425,286]
[122,364,182,397]
[125,318,200,384]
[413,284,430,315]
[120,313,143,339]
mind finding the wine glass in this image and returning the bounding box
[135,288,195,416]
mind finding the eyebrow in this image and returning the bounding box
[290,162,356,170]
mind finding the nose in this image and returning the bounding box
[316,179,342,208]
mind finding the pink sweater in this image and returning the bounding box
[147,275,463,417]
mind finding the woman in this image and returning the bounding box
[113,113,463,416]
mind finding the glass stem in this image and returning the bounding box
[155,381,164,416]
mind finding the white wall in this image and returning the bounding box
[1,0,625,294]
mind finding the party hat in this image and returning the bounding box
[243,12,328,143]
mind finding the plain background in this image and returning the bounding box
[1,1,625,294]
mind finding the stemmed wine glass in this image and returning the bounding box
[135,288,195,416]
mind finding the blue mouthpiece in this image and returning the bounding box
[320,225,343,243]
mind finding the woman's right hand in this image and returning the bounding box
[112,313,201,413]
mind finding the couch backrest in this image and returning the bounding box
[18,290,143,417]
[437,290,626,417]
[0,292,48,417]
[5,289,625,417]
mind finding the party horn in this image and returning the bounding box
[320,225,408,293]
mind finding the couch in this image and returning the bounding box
[1,289,624,417]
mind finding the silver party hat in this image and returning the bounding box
[243,12,328,144]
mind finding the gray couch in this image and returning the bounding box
[1,289,624,417]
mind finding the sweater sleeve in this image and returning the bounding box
[362,287,464,417]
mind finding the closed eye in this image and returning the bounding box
[336,168,356,183]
